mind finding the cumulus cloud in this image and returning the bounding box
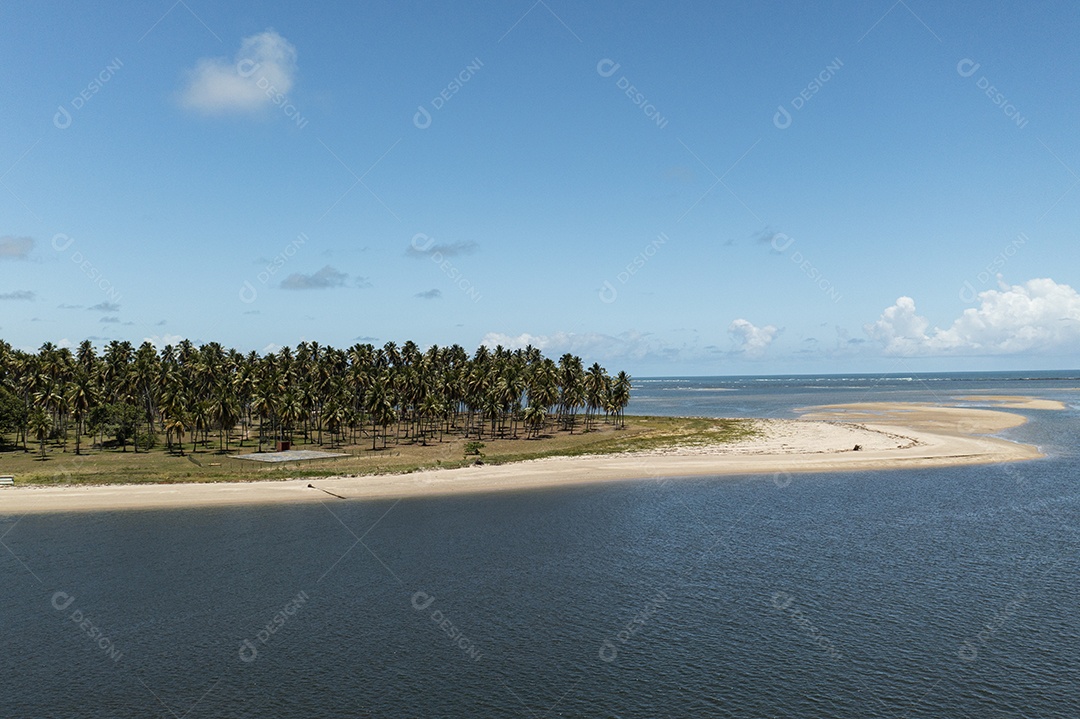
[179,30,297,115]
[143,333,185,349]
[88,301,120,312]
[0,290,35,300]
[414,289,442,300]
[481,330,657,361]
[100,316,120,323]
[406,240,478,258]
[280,265,347,290]
[864,296,928,354]
[866,277,1080,355]
[728,319,778,357]
[0,235,33,260]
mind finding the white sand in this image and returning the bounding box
[952,395,1066,410]
[0,401,1049,514]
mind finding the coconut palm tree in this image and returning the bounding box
[556,354,585,432]
[65,370,95,455]
[323,399,348,447]
[584,362,609,432]
[29,408,52,459]
[3,338,631,461]
[611,371,632,429]
[213,388,239,451]
[523,403,546,439]
[132,342,161,440]
[365,383,396,451]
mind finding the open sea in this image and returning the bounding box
[3,371,1079,717]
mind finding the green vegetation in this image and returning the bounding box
[0,338,640,478]
[0,337,758,487]
[0,414,756,486]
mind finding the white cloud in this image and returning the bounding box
[728,319,778,357]
[864,296,929,355]
[179,30,297,115]
[406,240,478,258]
[143,333,185,349]
[281,265,347,290]
[866,277,1080,355]
[0,235,33,260]
[481,330,655,360]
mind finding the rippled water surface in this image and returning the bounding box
[3,372,1079,717]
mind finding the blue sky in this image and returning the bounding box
[2,0,1078,376]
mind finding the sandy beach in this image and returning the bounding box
[0,400,1057,514]
[952,395,1067,410]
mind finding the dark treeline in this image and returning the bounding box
[0,339,632,457]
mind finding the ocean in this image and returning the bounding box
[2,371,1079,717]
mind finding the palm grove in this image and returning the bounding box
[0,339,632,459]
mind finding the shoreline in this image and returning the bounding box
[0,400,1056,514]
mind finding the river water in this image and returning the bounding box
[2,371,1078,717]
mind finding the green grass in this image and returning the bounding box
[0,415,759,487]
